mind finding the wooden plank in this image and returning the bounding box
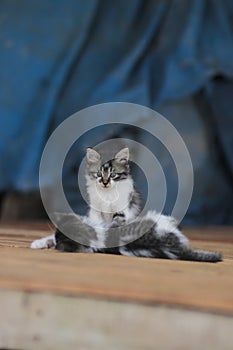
[185,226,233,243]
[0,225,233,247]
[1,289,233,350]
[0,225,233,315]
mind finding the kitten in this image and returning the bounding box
[85,147,141,225]
[54,212,222,263]
[30,148,222,262]
[31,147,141,249]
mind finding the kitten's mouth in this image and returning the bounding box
[101,182,111,188]
[99,178,111,188]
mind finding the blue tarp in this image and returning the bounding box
[0,0,233,224]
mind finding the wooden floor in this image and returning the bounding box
[0,223,233,349]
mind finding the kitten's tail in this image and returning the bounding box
[178,247,222,263]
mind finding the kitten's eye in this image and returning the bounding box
[97,171,102,177]
[110,172,116,178]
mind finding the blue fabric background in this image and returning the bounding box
[0,0,233,224]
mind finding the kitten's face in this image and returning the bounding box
[86,148,130,189]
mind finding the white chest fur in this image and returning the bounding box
[87,178,134,223]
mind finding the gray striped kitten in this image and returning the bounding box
[31,148,222,262]
[55,147,221,262]
[85,147,141,227]
[31,147,141,250]
[55,212,222,263]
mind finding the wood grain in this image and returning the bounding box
[0,225,233,315]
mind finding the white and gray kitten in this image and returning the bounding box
[85,147,141,226]
[54,211,221,262]
[30,148,222,262]
[31,147,141,249]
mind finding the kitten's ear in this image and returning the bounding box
[86,148,101,164]
[114,147,129,164]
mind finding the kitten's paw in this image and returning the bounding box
[30,238,46,249]
[30,236,55,249]
[112,212,126,227]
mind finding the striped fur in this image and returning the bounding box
[31,148,222,262]
[53,212,222,263]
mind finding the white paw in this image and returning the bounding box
[30,235,55,249]
[30,238,48,249]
